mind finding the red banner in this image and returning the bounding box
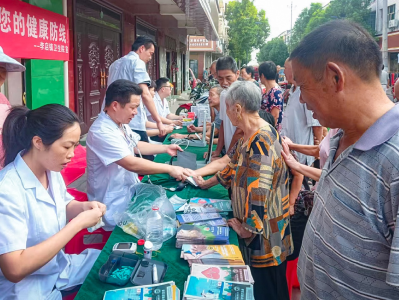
[0,0,69,61]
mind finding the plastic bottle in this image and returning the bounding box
[145,205,163,251]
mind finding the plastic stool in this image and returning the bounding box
[286,258,300,299]
[64,188,111,254]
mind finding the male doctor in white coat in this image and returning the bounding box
[87,79,187,230]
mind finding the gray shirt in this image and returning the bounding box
[280,86,320,165]
[102,51,151,131]
[299,104,399,299]
[380,69,389,86]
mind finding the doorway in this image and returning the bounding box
[74,0,121,133]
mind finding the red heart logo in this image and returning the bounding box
[201,267,220,280]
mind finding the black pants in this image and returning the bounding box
[150,135,167,143]
[250,262,289,300]
[132,130,154,161]
[287,212,309,261]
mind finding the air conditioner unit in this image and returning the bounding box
[389,19,397,28]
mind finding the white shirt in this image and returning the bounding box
[0,153,99,300]
[219,90,236,150]
[101,51,151,131]
[146,92,170,123]
[86,111,141,230]
[280,87,321,166]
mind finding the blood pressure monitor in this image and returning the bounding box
[112,242,137,254]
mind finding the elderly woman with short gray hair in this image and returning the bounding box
[194,81,292,300]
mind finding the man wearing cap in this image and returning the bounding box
[0,46,25,168]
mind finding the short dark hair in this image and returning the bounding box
[216,56,238,73]
[156,77,170,91]
[132,36,156,52]
[259,61,277,81]
[149,80,156,90]
[105,79,143,107]
[245,66,255,79]
[290,20,382,82]
[259,110,275,126]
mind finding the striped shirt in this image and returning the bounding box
[217,125,292,268]
[299,104,399,299]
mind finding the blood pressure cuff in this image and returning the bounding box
[170,151,197,170]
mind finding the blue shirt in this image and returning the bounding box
[299,104,399,299]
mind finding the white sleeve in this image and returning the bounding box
[0,182,28,255]
[87,129,132,166]
[166,101,171,115]
[133,60,151,85]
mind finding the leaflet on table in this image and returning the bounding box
[180,244,244,263]
[177,213,222,224]
[177,198,232,213]
[183,276,254,300]
[103,281,180,300]
[190,264,254,284]
[177,218,228,227]
[169,195,189,211]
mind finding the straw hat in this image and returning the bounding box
[0,46,25,72]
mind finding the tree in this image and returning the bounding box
[290,3,323,51]
[225,0,270,66]
[290,0,373,51]
[257,38,289,66]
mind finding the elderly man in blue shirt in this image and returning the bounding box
[289,20,399,299]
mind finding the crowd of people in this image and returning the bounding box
[1,19,399,300]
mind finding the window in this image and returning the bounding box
[388,4,395,21]
[369,11,376,31]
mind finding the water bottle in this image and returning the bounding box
[145,205,164,251]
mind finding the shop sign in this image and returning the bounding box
[0,0,69,61]
[189,36,216,52]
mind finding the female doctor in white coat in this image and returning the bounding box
[0,104,106,299]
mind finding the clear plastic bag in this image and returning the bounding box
[113,183,177,242]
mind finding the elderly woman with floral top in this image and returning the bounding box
[193,81,292,300]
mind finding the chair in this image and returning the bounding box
[64,188,112,255]
[286,258,300,299]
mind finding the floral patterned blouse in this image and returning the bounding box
[261,86,284,132]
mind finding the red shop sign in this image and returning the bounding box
[0,0,69,61]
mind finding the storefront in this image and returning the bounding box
[0,0,70,109]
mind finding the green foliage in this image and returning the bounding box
[225,0,270,65]
[290,0,373,51]
[290,3,323,51]
[256,38,289,66]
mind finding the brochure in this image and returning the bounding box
[103,281,179,300]
[176,225,229,248]
[177,198,232,213]
[183,276,254,300]
[190,264,254,284]
[177,213,222,224]
[180,244,245,266]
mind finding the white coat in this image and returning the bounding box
[86,111,141,230]
[0,153,100,300]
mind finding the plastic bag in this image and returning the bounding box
[113,183,177,242]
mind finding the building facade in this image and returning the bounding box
[1,0,220,133]
[371,0,399,72]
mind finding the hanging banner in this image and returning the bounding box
[0,0,69,61]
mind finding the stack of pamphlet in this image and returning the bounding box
[177,198,233,214]
[103,281,180,300]
[190,264,254,284]
[175,225,230,248]
[183,276,254,300]
[176,213,222,225]
[180,244,245,266]
[176,217,228,228]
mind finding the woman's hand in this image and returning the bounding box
[187,124,198,133]
[173,120,183,126]
[227,218,252,239]
[289,205,295,216]
[281,141,301,171]
[165,144,183,156]
[282,136,294,148]
[168,166,187,181]
[74,207,103,230]
[82,201,106,216]
[193,175,207,189]
[183,168,197,177]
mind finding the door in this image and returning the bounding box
[74,0,121,133]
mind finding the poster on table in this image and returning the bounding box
[0,0,69,61]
